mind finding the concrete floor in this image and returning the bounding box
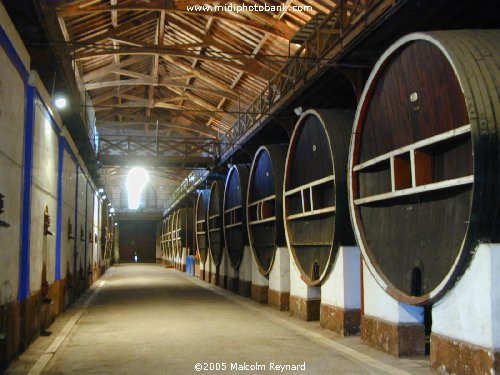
[7,264,432,374]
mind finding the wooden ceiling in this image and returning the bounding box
[54,0,342,210]
[55,0,340,139]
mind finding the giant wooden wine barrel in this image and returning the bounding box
[173,208,193,256]
[284,109,355,286]
[161,217,168,257]
[247,145,288,276]
[167,214,174,258]
[207,179,225,266]
[348,30,500,305]
[223,165,250,269]
[195,189,210,263]
[171,210,180,257]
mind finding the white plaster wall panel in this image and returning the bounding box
[0,2,30,70]
[363,261,423,324]
[75,170,87,272]
[156,223,161,259]
[0,44,25,304]
[321,246,361,310]
[29,105,59,290]
[239,246,253,282]
[93,193,100,266]
[60,149,77,278]
[432,244,500,349]
[85,182,94,269]
[269,247,290,293]
[0,48,25,164]
[290,254,320,299]
[251,249,268,287]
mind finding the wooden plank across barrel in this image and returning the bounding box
[284,109,355,286]
[348,30,500,305]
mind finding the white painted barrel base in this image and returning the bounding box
[194,257,201,278]
[199,258,206,280]
[227,266,239,293]
[237,246,252,298]
[289,255,320,321]
[320,246,361,336]
[268,247,290,311]
[251,252,268,304]
[431,243,500,374]
[361,261,425,356]
[209,253,217,286]
[181,248,187,272]
[218,250,229,288]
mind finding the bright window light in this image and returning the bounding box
[55,97,66,109]
[126,167,148,210]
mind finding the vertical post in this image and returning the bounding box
[19,83,36,301]
[55,137,64,281]
[84,181,88,276]
[73,165,79,275]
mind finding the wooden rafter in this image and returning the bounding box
[84,77,238,99]
[74,46,269,80]
[56,2,296,39]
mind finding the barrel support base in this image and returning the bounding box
[431,333,500,374]
[362,260,425,356]
[321,305,360,336]
[238,279,251,298]
[268,290,290,311]
[251,284,268,304]
[320,246,361,336]
[431,243,500,374]
[251,252,268,303]
[289,254,320,321]
[361,315,425,356]
[269,247,290,311]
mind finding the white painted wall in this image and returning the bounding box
[251,250,268,287]
[29,102,59,290]
[321,246,361,310]
[61,150,77,278]
[76,170,87,272]
[363,261,423,324]
[219,248,229,278]
[239,245,253,283]
[269,247,290,293]
[85,182,94,270]
[432,243,500,349]
[290,254,320,300]
[155,222,161,260]
[0,19,26,303]
[92,193,100,266]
